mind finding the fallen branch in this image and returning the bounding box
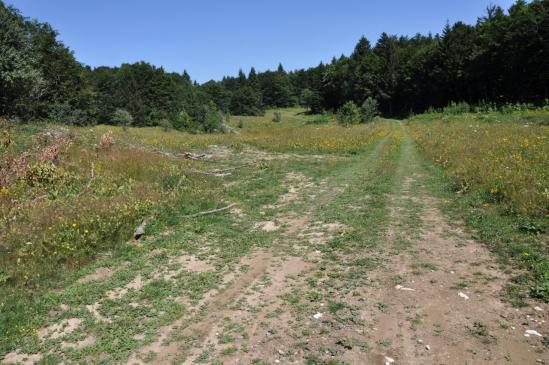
[125,142,208,160]
[182,203,237,218]
[181,164,250,177]
[212,164,249,173]
[160,150,206,160]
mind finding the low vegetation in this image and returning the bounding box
[0,108,547,363]
[408,110,549,218]
[1,0,548,363]
[408,109,549,303]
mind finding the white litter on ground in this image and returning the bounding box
[524,330,543,337]
[458,292,469,300]
[395,284,415,291]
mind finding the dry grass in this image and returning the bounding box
[0,110,390,286]
[90,108,390,155]
[0,127,217,285]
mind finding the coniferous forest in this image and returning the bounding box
[1,0,549,129]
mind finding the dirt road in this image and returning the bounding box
[4,123,547,364]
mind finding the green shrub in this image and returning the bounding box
[306,112,332,125]
[474,101,497,113]
[360,97,379,123]
[337,101,360,126]
[272,111,282,123]
[158,119,173,132]
[443,101,471,115]
[173,110,196,131]
[49,103,90,126]
[25,162,62,187]
[111,108,133,128]
[198,102,224,133]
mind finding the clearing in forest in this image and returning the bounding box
[1,113,548,365]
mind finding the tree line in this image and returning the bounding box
[1,0,548,131]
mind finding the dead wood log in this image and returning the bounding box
[182,203,237,218]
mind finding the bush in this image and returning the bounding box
[111,108,133,127]
[360,97,379,123]
[474,101,497,113]
[272,111,282,123]
[158,119,173,132]
[306,112,332,125]
[337,101,360,126]
[173,110,196,131]
[49,103,90,126]
[25,162,60,187]
[197,102,224,133]
[443,101,471,115]
[500,102,535,114]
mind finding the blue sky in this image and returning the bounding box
[7,0,516,83]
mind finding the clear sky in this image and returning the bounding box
[7,0,516,83]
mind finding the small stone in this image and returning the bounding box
[278,349,285,355]
[417,339,423,344]
[313,312,323,319]
[395,284,415,291]
[534,306,543,312]
[425,345,431,350]
[134,224,146,240]
[525,329,542,337]
[384,356,395,364]
[275,360,280,364]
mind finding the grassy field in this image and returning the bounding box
[1,109,547,364]
[407,111,549,305]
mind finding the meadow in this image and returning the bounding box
[0,109,547,364]
[408,110,548,304]
[0,109,390,288]
[407,110,549,219]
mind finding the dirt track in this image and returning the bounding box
[4,125,547,364]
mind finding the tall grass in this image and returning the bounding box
[91,109,390,155]
[408,110,549,303]
[408,112,549,219]
[0,127,222,287]
[0,109,390,287]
